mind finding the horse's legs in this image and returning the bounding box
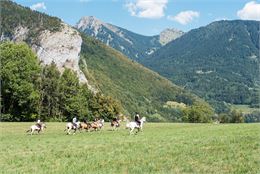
[129,128,134,135]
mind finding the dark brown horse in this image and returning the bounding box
[111,119,121,131]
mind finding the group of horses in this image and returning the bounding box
[26,117,146,135]
[65,118,105,134]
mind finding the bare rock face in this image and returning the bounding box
[76,16,103,36]
[32,23,97,92]
[159,28,184,45]
[76,16,133,45]
[32,23,85,80]
[13,26,29,42]
[7,23,97,92]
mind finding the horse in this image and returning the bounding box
[126,117,146,134]
[111,119,121,131]
[65,121,81,135]
[91,119,104,131]
[80,122,92,132]
[26,123,46,135]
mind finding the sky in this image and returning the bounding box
[14,0,260,36]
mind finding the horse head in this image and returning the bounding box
[140,117,146,122]
[42,123,47,128]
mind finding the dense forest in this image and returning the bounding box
[142,20,260,112]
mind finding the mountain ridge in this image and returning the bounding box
[141,19,260,110]
[76,16,184,60]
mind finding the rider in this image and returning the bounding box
[36,119,42,129]
[135,113,141,127]
[83,117,87,124]
[72,116,77,129]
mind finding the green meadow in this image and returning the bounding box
[0,122,259,174]
[231,105,260,114]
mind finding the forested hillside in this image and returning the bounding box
[79,34,214,121]
[142,20,260,112]
[0,0,61,43]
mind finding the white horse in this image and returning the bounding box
[126,117,146,134]
[99,119,105,129]
[65,121,81,135]
[26,123,46,135]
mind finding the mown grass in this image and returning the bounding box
[0,122,259,174]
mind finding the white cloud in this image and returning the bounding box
[30,2,46,11]
[168,10,200,25]
[125,0,168,19]
[237,1,260,21]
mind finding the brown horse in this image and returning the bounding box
[80,122,92,132]
[111,119,121,131]
[91,119,104,131]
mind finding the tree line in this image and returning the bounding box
[0,42,122,122]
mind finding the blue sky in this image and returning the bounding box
[14,0,260,36]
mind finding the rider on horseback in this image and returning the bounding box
[36,119,42,130]
[135,113,141,127]
[72,116,77,129]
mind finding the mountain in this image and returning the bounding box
[1,0,211,121]
[141,20,260,110]
[76,16,183,60]
[159,28,184,45]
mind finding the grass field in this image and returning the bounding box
[0,122,259,174]
[231,105,260,114]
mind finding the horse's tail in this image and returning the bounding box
[26,129,31,133]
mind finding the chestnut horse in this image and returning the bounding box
[80,122,92,132]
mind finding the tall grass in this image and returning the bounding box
[0,122,259,174]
